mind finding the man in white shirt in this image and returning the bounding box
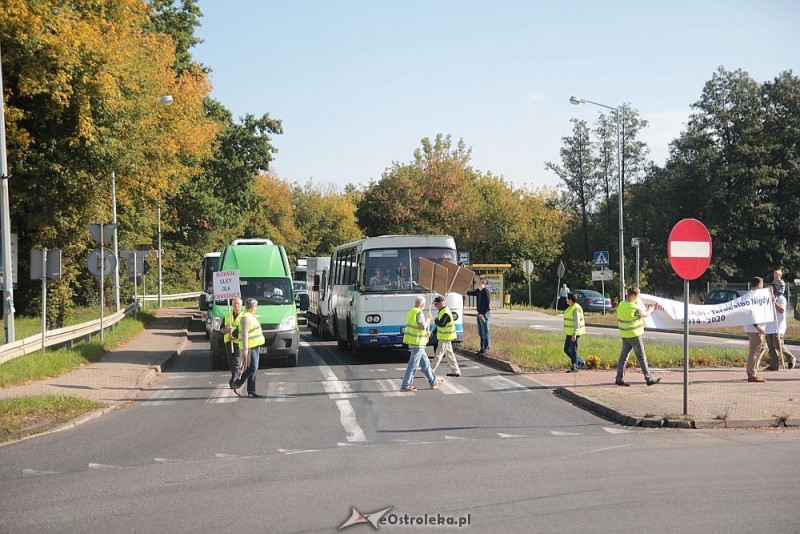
[743,277,767,382]
[764,279,796,370]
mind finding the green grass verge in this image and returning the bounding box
[0,311,155,388]
[462,323,748,371]
[0,395,105,443]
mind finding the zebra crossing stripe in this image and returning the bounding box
[438,379,471,395]
[375,378,408,396]
[142,386,183,406]
[207,383,239,404]
[480,374,531,393]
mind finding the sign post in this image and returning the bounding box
[522,259,534,307]
[88,223,116,343]
[668,218,712,416]
[554,261,565,309]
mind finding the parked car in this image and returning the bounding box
[703,288,747,305]
[573,289,613,313]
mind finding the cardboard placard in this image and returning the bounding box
[418,258,475,296]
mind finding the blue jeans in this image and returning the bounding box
[477,312,491,352]
[237,348,260,393]
[401,344,437,389]
[563,335,584,368]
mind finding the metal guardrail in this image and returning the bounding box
[0,292,201,366]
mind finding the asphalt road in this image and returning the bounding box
[0,328,798,533]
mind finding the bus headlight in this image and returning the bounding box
[365,314,382,324]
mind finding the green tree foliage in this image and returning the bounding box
[545,119,597,258]
[147,0,204,75]
[621,67,800,291]
[357,134,480,239]
[292,181,363,259]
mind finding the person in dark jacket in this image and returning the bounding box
[466,276,491,357]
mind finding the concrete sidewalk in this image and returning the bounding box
[462,307,800,428]
[0,307,191,406]
[520,366,800,429]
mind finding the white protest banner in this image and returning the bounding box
[213,269,241,300]
[639,288,775,330]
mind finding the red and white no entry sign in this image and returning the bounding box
[668,218,712,280]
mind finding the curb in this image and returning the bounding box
[553,387,793,430]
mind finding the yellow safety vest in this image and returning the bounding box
[236,311,265,348]
[403,307,428,346]
[223,310,243,343]
[436,306,456,341]
[564,303,585,336]
[617,300,644,338]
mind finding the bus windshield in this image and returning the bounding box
[363,247,456,292]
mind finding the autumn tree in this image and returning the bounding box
[292,181,363,259]
[357,134,479,240]
[1,0,216,320]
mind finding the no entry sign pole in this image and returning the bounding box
[668,218,712,416]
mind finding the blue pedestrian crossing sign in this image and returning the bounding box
[594,250,610,267]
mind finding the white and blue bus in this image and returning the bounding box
[329,235,463,355]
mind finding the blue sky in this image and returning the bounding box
[193,0,799,191]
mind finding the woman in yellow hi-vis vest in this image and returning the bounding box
[563,293,585,372]
[220,297,244,389]
[400,296,444,392]
[615,287,661,387]
[232,298,266,397]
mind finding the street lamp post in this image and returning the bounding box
[0,41,16,343]
[112,172,120,312]
[570,95,626,301]
[155,95,172,309]
[157,205,162,308]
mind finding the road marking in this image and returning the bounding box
[266,381,297,402]
[88,463,116,469]
[278,448,320,455]
[23,469,57,477]
[603,426,635,434]
[336,399,367,442]
[142,386,183,406]
[375,378,407,396]
[550,431,581,436]
[304,342,367,442]
[207,383,239,403]
[438,379,471,394]
[307,348,355,399]
[154,457,180,463]
[497,432,526,438]
[480,374,531,393]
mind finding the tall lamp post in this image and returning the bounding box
[570,95,625,301]
[155,94,172,309]
[0,41,15,342]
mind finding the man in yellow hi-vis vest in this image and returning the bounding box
[563,293,585,373]
[232,298,266,397]
[400,296,444,392]
[432,295,461,377]
[615,287,661,387]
